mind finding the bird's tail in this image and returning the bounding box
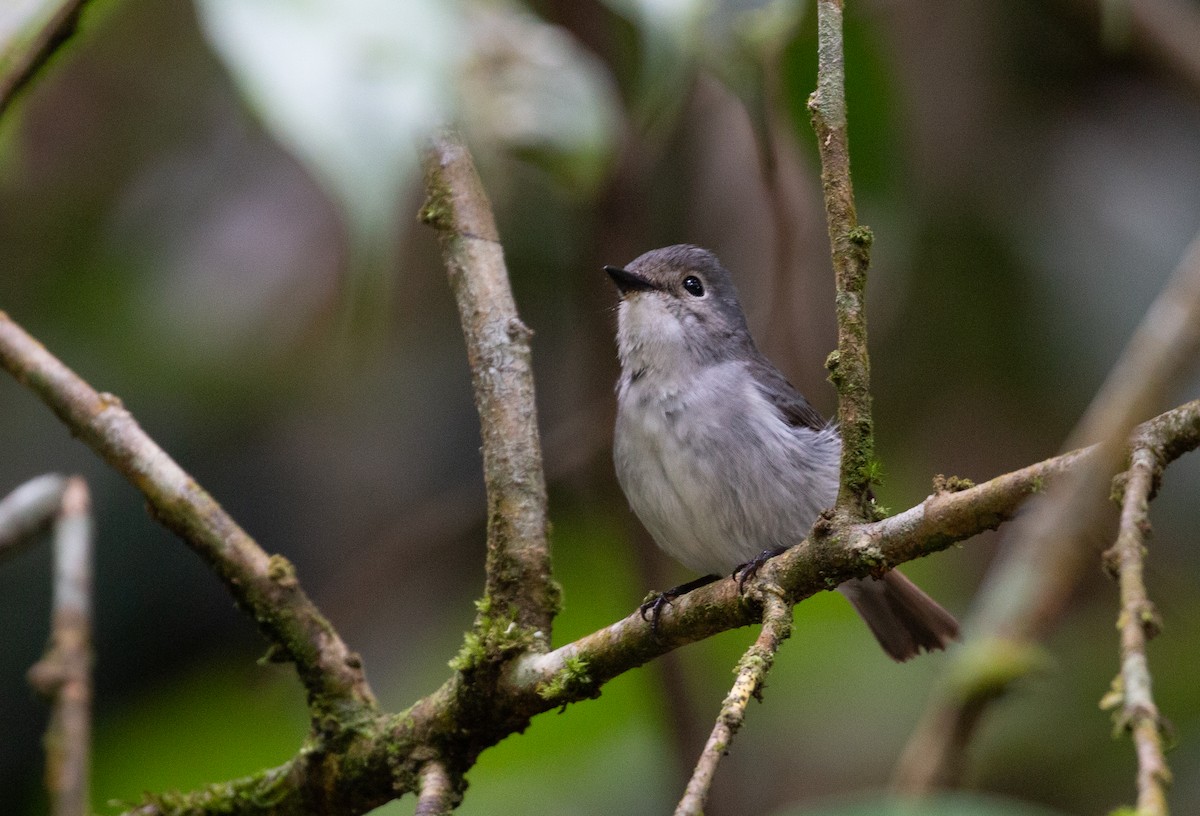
[837,570,960,661]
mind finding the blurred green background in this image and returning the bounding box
[2,1,1199,814]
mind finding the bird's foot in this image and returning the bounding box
[733,547,788,594]
[638,574,721,636]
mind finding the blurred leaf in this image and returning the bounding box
[460,6,620,196]
[598,0,707,128]
[193,0,460,244]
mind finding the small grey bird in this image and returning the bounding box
[607,244,958,661]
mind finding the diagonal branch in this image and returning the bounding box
[0,0,95,120]
[27,476,93,816]
[809,0,877,515]
[419,129,558,638]
[1102,443,1171,816]
[674,591,793,816]
[0,311,376,717]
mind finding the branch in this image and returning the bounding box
[0,0,94,120]
[809,0,876,515]
[113,398,1199,816]
[675,592,793,816]
[0,473,68,557]
[1101,444,1171,816]
[894,230,1200,792]
[0,311,375,717]
[27,477,93,816]
[419,128,558,637]
[508,398,1199,694]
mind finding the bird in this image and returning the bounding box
[606,244,959,661]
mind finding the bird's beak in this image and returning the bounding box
[605,265,655,295]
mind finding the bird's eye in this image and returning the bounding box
[682,276,705,297]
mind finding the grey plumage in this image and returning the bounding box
[608,244,958,661]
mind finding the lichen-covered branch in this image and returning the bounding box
[419,129,558,637]
[107,398,1198,816]
[0,0,95,120]
[894,231,1200,793]
[508,398,1200,695]
[1102,445,1171,816]
[0,473,67,557]
[26,477,93,816]
[0,312,375,717]
[809,0,877,515]
[675,592,793,816]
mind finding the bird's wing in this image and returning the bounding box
[748,358,828,432]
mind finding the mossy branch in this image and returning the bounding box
[419,129,559,639]
[809,0,877,517]
[116,398,1197,816]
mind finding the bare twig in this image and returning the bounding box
[27,477,93,816]
[419,129,558,637]
[675,592,793,816]
[0,473,67,557]
[413,760,459,816]
[809,0,876,514]
[0,311,375,716]
[0,0,94,120]
[1102,444,1171,815]
[894,231,1200,792]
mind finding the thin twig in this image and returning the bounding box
[894,230,1200,792]
[809,0,876,514]
[1103,446,1171,815]
[0,0,94,120]
[0,311,376,716]
[675,592,793,816]
[414,760,459,816]
[419,129,557,637]
[0,473,68,557]
[27,477,93,816]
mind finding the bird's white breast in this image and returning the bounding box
[614,359,840,575]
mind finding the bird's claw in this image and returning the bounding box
[733,547,787,594]
[638,592,673,636]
